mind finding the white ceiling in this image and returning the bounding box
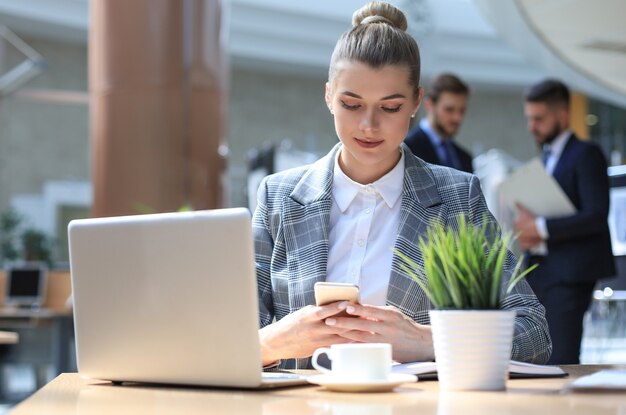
[0,0,546,90]
[228,0,547,88]
[519,0,626,100]
[475,0,626,108]
[0,0,624,107]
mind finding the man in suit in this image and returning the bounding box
[404,73,473,173]
[515,79,615,364]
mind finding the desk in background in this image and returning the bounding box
[0,270,72,311]
[9,366,626,415]
[0,331,18,345]
[0,271,74,394]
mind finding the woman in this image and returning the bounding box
[253,1,551,369]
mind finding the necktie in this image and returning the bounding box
[542,146,551,167]
[440,142,456,169]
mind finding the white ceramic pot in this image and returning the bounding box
[429,309,516,391]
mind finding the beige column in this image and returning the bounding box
[570,92,589,141]
[90,0,227,217]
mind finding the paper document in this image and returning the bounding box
[392,360,567,379]
[567,370,626,391]
[498,158,576,217]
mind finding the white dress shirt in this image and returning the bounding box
[419,118,462,169]
[531,130,571,255]
[326,149,404,306]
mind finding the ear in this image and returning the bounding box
[558,106,570,128]
[325,82,332,112]
[412,86,425,115]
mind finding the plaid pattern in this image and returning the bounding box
[253,143,552,369]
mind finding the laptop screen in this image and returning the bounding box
[5,264,47,307]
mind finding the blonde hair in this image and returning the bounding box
[329,1,420,98]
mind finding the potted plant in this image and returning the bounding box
[21,228,54,267]
[0,209,21,264]
[0,209,55,268]
[397,215,536,391]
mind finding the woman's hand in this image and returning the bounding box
[259,302,355,366]
[325,302,435,363]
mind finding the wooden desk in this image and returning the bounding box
[0,331,18,344]
[10,366,626,414]
[0,270,72,310]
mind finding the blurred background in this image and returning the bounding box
[0,0,625,408]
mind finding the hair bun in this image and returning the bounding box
[352,1,408,31]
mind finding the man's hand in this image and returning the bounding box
[514,202,542,250]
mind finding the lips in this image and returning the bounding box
[354,137,383,148]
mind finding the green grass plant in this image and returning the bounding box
[396,215,536,309]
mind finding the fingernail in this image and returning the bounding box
[337,301,347,310]
[346,305,355,314]
[326,318,336,326]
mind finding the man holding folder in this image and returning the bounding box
[515,79,615,364]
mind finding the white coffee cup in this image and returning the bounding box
[311,343,392,381]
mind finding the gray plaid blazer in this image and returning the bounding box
[253,143,551,369]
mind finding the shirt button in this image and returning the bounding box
[351,271,357,278]
[365,208,371,214]
[357,239,365,247]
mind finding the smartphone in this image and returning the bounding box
[314,282,360,307]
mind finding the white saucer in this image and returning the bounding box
[307,373,417,392]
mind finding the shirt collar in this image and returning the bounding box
[420,118,451,148]
[543,130,571,159]
[332,148,405,212]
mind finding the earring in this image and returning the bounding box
[411,113,416,118]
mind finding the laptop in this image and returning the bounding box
[68,207,308,388]
[4,262,47,309]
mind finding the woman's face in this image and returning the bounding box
[325,61,422,184]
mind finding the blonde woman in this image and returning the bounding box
[253,1,551,369]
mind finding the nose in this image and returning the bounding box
[359,108,379,132]
[451,110,464,124]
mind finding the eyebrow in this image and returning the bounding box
[340,91,406,100]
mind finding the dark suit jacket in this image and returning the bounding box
[404,126,474,173]
[531,134,615,285]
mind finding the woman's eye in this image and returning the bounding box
[382,105,402,113]
[340,101,360,111]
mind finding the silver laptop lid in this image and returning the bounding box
[68,208,264,387]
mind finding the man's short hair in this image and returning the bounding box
[524,79,570,108]
[427,73,470,102]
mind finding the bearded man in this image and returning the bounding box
[515,78,615,364]
[404,73,473,173]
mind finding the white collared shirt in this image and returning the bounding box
[531,130,572,255]
[543,130,571,175]
[326,149,404,306]
[419,118,462,169]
